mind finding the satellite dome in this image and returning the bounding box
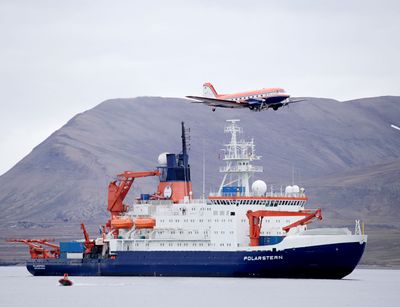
[157,152,169,166]
[252,180,267,196]
[292,185,300,194]
[285,185,293,195]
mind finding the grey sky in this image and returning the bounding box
[1,0,399,175]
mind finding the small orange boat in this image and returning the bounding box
[111,218,134,229]
[134,218,156,229]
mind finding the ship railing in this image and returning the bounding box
[178,198,208,205]
[208,191,306,198]
[221,155,261,161]
[219,165,263,173]
[140,200,174,205]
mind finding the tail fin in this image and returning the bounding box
[203,82,218,98]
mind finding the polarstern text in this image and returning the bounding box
[243,255,283,261]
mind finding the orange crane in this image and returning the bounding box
[7,239,60,259]
[246,209,322,246]
[7,170,161,256]
[80,223,95,254]
[107,170,160,217]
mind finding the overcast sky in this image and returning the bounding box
[0,0,399,175]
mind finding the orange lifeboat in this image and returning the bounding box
[134,218,156,229]
[111,218,134,229]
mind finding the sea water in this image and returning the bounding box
[0,267,399,307]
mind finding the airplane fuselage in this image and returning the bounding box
[187,83,294,112]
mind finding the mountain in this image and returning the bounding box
[1,96,400,265]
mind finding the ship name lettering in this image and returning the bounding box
[243,255,283,261]
[33,264,46,270]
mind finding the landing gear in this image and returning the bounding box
[212,108,216,112]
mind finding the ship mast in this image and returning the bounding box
[217,119,262,196]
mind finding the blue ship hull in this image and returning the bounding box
[27,241,366,279]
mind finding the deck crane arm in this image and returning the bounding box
[246,209,322,246]
[6,239,60,259]
[80,223,95,254]
[282,209,322,232]
[107,170,160,217]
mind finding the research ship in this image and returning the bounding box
[12,120,367,278]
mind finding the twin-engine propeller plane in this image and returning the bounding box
[187,82,300,112]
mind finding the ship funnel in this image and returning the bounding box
[156,122,193,203]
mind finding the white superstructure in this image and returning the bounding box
[105,120,366,255]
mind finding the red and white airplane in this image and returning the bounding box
[187,82,299,112]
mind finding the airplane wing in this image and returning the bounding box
[186,96,248,109]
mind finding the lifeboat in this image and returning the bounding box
[111,218,134,229]
[134,218,156,229]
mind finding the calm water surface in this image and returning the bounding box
[0,267,399,307]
